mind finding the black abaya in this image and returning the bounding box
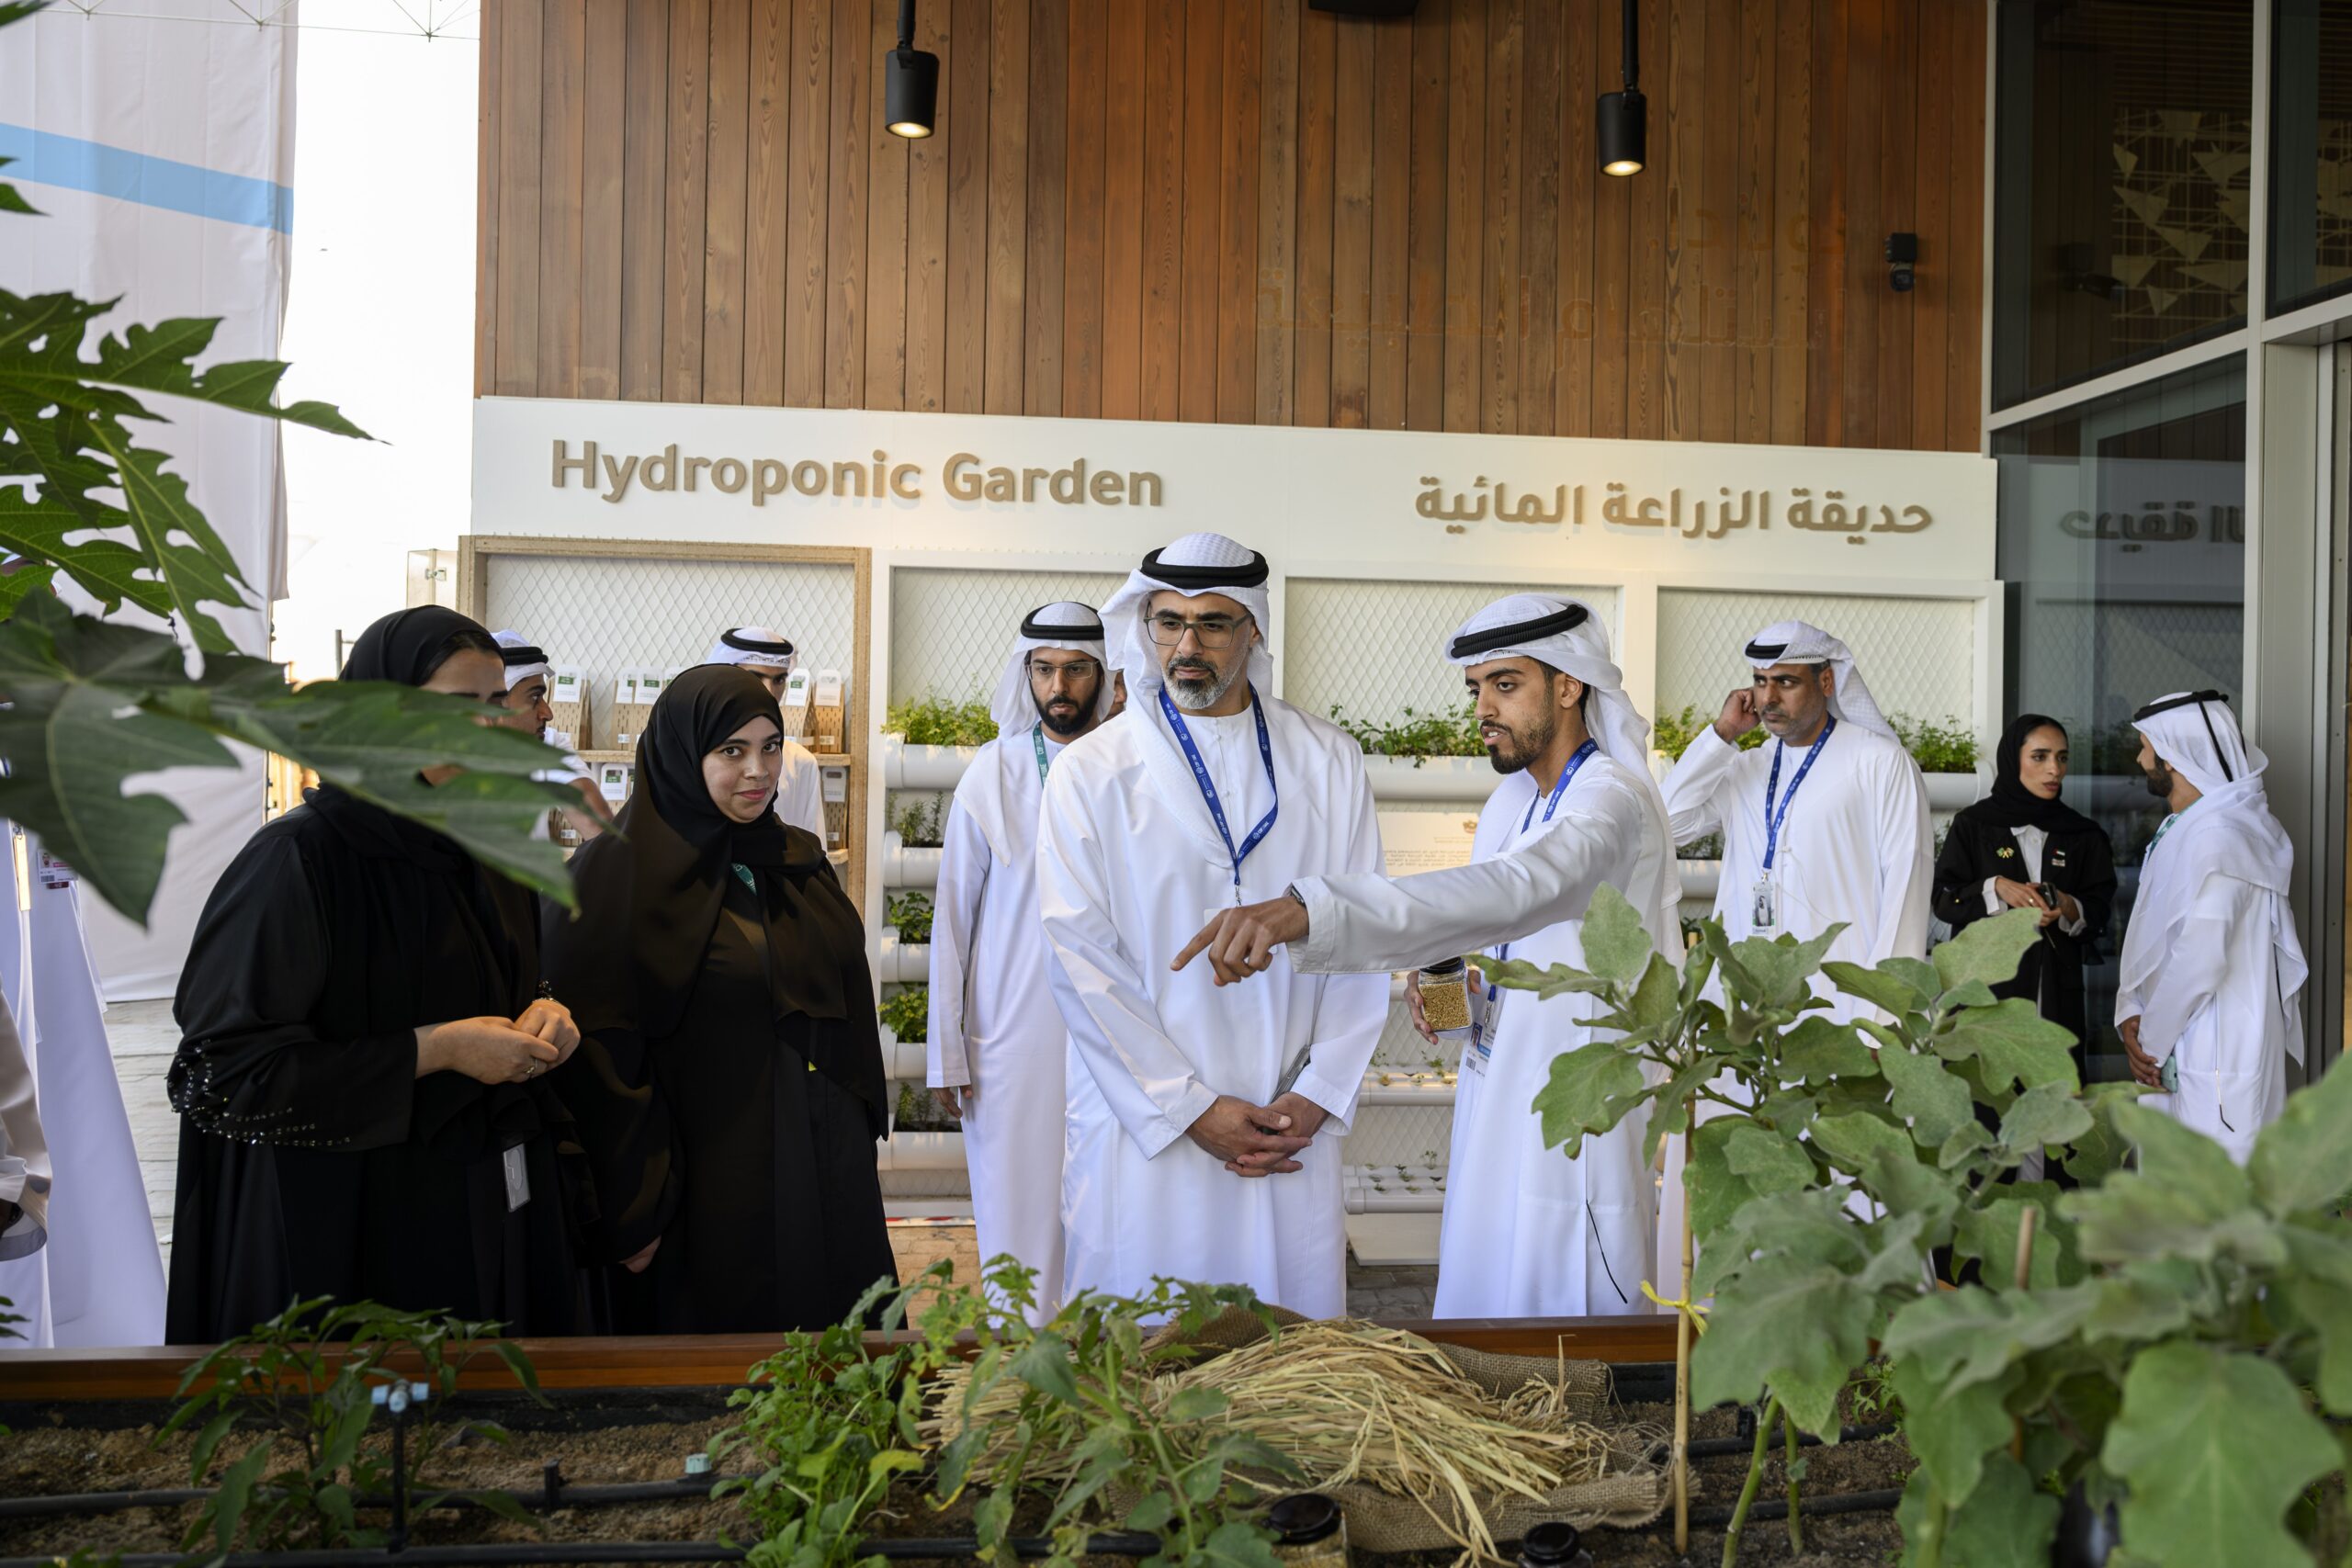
[165,793,587,1343]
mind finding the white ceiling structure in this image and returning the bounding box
[39,0,478,41]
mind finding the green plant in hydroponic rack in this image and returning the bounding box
[888,891,934,945]
[1325,702,1485,763]
[155,1296,547,1557]
[1652,704,1769,760]
[892,796,946,849]
[1487,895,2131,1566]
[878,985,929,1044]
[1891,714,1979,774]
[884,694,999,748]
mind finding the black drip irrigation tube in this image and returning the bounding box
[0,1468,746,1523]
[1679,1417,1900,1461]
[1688,1487,1907,1529]
[0,1535,1169,1568]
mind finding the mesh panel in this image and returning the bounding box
[1283,579,1624,734]
[1656,589,1976,729]
[480,552,858,748]
[889,566,1127,706]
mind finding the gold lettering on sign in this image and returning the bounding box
[1410,471,1940,543]
[547,441,1163,509]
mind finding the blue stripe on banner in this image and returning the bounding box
[0,123,293,234]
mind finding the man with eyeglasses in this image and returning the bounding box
[925,604,1114,1319]
[1036,533,1385,1320]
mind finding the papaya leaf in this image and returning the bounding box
[2248,1050,2352,1216]
[1929,906,2041,993]
[2104,1344,2335,1568]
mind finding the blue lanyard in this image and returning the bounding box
[1158,686,1280,897]
[1032,724,1054,784]
[1486,740,1602,1016]
[1520,739,1600,833]
[1761,716,1836,873]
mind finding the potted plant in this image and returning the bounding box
[881,694,997,790]
[1327,703,1495,801]
[1891,714,1984,812]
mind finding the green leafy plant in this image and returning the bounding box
[878,985,929,1044]
[1326,702,1485,761]
[1490,894,2128,1565]
[1882,1065,2352,1568]
[1891,714,1979,774]
[1676,830,1724,862]
[885,694,998,748]
[0,68,578,921]
[888,891,935,945]
[892,795,945,848]
[156,1296,545,1561]
[1654,704,1767,759]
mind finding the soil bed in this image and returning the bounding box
[0,1375,1909,1566]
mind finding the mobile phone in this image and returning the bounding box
[2035,883,2058,909]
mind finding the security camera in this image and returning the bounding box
[1885,232,1918,294]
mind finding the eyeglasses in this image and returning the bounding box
[1145,611,1254,649]
[1026,657,1102,687]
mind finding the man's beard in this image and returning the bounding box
[1482,708,1556,775]
[1163,654,1240,712]
[2143,760,2176,800]
[1035,687,1091,737]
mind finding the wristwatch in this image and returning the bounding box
[1283,884,1306,907]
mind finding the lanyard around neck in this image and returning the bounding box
[1032,723,1054,784]
[1520,739,1600,834]
[1157,685,1280,897]
[1761,716,1837,873]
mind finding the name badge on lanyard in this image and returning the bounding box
[1159,687,1281,905]
[1752,717,1836,931]
[1472,741,1599,1066]
[1033,723,1054,784]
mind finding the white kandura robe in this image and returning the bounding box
[0,841,168,1346]
[775,739,828,841]
[1661,726,1934,1012]
[1037,698,1388,1320]
[929,727,1072,1318]
[1292,755,1672,1317]
[2119,820,2304,1166]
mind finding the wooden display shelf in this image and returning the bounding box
[575,749,857,766]
[0,1319,1679,1402]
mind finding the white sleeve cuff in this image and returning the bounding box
[1287,878,1340,973]
[1982,879,2002,916]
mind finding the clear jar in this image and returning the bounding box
[1266,1494,1348,1568]
[1415,957,1475,1038]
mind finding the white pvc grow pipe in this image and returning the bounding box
[880,830,942,890]
[877,931,930,984]
[1679,860,1722,902]
[1341,1163,1448,1215]
[874,1131,967,1172]
[880,737,984,792]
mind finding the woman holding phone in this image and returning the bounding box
[1933,715,2119,1091]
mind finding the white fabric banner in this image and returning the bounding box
[1,3,298,1000]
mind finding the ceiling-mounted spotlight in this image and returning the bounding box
[1598,0,1645,175]
[886,0,939,139]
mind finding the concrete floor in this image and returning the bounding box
[107,999,1437,1320]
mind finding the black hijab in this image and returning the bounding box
[311,605,503,873]
[549,664,853,1042]
[1968,714,2100,834]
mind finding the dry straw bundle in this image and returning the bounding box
[925,1316,1659,1562]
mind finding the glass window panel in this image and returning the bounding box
[1994,358,2245,1081]
[2269,0,2352,314]
[1992,0,2253,409]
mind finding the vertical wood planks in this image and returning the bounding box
[493,0,544,397]
[1022,0,1066,415]
[1441,0,1486,432]
[662,0,709,402]
[579,0,628,399]
[1517,0,1562,437]
[867,0,912,412]
[1252,0,1298,424]
[1404,0,1448,433]
[617,0,670,400]
[537,0,587,400]
[1138,0,1185,421]
[1293,3,1335,428]
[1329,13,1373,428]
[1769,0,1809,444]
[826,0,871,407]
[1062,0,1108,418]
[943,0,989,412]
[1177,0,1223,422]
[982,0,1028,413]
[904,0,952,411]
[1100,0,1148,421]
[476,3,502,394]
[702,0,750,405]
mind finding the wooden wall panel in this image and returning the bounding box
[481,0,1989,452]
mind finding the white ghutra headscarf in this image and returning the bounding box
[1742,619,1894,739]
[2123,691,2307,1062]
[956,604,1113,866]
[1447,594,1680,942]
[492,629,550,687]
[704,626,797,674]
[1096,532,1274,699]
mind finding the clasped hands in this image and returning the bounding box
[413,998,581,1086]
[1186,1091,1328,1179]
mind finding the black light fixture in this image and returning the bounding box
[1884,232,1919,293]
[1597,0,1645,176]
[885,0,939,140]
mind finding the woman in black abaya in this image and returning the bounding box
[546,664,895,1333]
[1933,714,2119,1079]
[166,607,590,1343]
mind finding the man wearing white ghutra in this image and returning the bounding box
[1659,620,1934,1010]
[1036,533,1386,1319]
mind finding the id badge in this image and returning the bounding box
[1751,877,1779,931]
[503,1144,531,1212]
[1466,987,1501,1073]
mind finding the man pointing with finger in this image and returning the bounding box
[1037,533,1386,1319]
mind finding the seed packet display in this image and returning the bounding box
[610,667,659,747]
[775,666,814,741]
[596,760,634,804]
[810,669,845,752]
[546,665,590,750]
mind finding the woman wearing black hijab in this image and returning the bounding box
[1933,715,2119,1075]
[546,664,894,1333]
[166,607,590,1343]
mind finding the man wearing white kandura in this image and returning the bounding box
[493,629,615,843]
[2115,691,2305,1164]
[1174,593,1679,1317]
[927,603,1115,1321]
[705,626,830,840]
[1036,532,1387,1320]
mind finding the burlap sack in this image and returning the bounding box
[1136,1307,1673,1554]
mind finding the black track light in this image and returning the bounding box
[886,0,939,140]
[1598,0,1645,175]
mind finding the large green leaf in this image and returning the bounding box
[1820,957,1931,1021]
[1936,998,2081,1092]
[1772,1015,1879,1085]
[1940,1453,2063,1568]
[1892,1353,2016,1504]
[1685,1116,1763,1239]
[0,599,577,921]
[2103,1344,2335,1568]
[1930,906,2041,993]
[1878,1040,1974,1149]
[1723,1121,1815,1196]
[2065,1106,2280,1269]
[1530,1038,1648,1153]
[2281,1277,2352,1413]
[1883,1282,2098,1395]
[1997,1082,2095,1159]
[1481,953,1610,1002]
[1725,924,1846,1013]
[1955,1190,2083,1288]
[1577,881,1653,986]
[1690,1251,1876,1436]
[2249,1052,2352,1216]
[1690,1186,1863,1297]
